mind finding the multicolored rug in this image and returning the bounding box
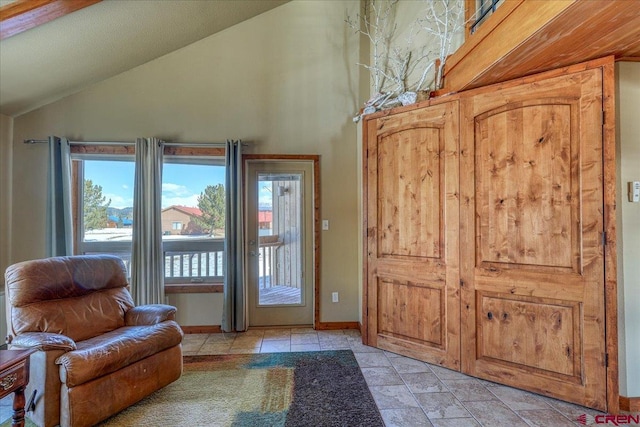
[95,350,384,426]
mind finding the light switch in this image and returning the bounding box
[322,220,329,230]
[629,181,640,203]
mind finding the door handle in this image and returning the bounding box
[250,251,259,257]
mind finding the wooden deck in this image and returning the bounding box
[259,285,301,305]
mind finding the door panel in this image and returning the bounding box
[366,101,460,369]
[460,69,606,409]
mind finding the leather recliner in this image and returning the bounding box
[4,255,184,427]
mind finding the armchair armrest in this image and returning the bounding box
[125,304,177,326]
[9,332,77,352]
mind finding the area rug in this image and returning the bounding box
[95,350,384,426]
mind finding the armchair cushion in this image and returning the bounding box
[125,304,177,326]
[10,332,77,352]
[56,320,183,388]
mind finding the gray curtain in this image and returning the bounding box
[46,136,73,257]
[131,137,165,305]
[222,140,245,332]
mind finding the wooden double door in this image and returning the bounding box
[364,66,608,410]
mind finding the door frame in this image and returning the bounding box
[243,154,321,328]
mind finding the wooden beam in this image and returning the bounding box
[442,0,640,93]
[0,0,102,40]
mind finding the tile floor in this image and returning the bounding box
[0,328,616,426]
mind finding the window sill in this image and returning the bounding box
[165,283,223,294]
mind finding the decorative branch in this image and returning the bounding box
[348,0,466,122]
[416,0,466,90]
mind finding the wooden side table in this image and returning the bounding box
[0,349,35,427]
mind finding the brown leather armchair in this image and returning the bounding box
[4,255,183,427]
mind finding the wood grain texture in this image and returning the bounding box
[365,100,460,369]
[620,396,640,412]
[602,60,619,414]
[0,0,102,40]
[444,0,640,92]
[460,65,607,411]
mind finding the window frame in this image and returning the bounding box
[71,144,226,294]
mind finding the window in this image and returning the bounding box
[76,156,135,263]
[72,145,226,291]
[161,158,225,285]
[470,0,504,34]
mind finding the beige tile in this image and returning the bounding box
[462,400,529,426]
[317,334,349,344]
[400,372,448,394]
[414,392,471,419]
[349,339,384,354]
[442,379,495,402]
[290,343,321,352]
[355,352,392,368]
[319,338,351,350]
[181,341,204,352]
[370,385,420,410]
[539,396,604,421]
[205,333,236,343]
[431,418,481,427]
[517,409,577,427]
[198,343,232,355]
[290,333,319,345]
[240,329,265,337]
[290,327,316,334]
[430,365,474,381]
[260,340,291,353]
[228,347,260,354]
[380,408,433,427]
[263,329,291,340]
[343,329,362,338]
[488,385,551,410]
[389,355,432,373]
[317,330,346,336]
[361,367,405,387]
[230,336,263,348]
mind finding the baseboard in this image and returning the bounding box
[315,321,360,331]
[620,395,640,412]
[181,325,222,334]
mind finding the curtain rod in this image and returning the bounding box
[23,139,245,147]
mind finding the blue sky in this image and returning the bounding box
[84,160,225,209]
[84,160,272,209]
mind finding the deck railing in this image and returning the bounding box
[87,239,286,286]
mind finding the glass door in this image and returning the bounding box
[246,161,314,326]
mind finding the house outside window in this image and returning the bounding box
[71,146,225,290]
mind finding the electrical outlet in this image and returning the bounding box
[332,292,339,303]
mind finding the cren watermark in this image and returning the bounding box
[577,413,640,426]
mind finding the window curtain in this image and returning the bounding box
[131,137,165,305]
[46,136,73,257]
[222,140,245,332]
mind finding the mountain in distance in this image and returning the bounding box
[107,206,133,219]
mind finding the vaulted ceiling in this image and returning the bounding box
[0,0,288,117]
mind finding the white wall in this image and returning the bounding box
[10,0,362,327]
[0,113,13,342]
[616,61,640,398]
